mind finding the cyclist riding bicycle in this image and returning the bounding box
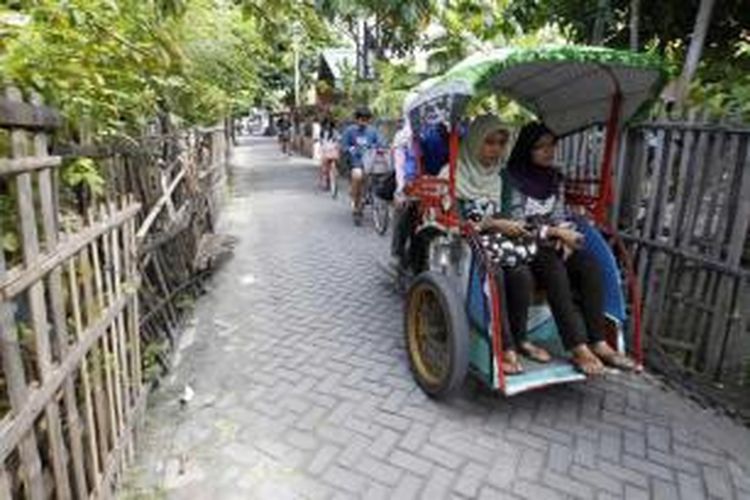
[319,116,340,191]
[340,107,383,222]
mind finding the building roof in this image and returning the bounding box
[320,48,356,82]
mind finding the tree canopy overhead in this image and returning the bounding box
[0,0,330,139]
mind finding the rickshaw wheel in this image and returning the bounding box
[405,271,469,398]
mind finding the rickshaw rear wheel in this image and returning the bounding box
[405,271,469,399]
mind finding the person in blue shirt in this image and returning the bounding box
[340,107,382,221]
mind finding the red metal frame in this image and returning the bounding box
[593,92,623,224]
[605,227,644,367]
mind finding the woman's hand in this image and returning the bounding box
[490,219,531,238]
[550,226,584,249]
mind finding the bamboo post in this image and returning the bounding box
[32,91,89,499]
[8,87,73,500]
[67,255,102,493]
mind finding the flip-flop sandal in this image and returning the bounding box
[572,349,604,376]
[597,351,637,371]
[519,342,551,363]
[502,351,524,375]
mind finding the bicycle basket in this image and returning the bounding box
[363,148,392,175]
[373,171,396,201]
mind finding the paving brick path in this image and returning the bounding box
[123,137,750,500]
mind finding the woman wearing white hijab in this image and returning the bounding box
[457,115,551,374]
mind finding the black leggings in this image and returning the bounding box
[391,202,417,265]
[530,246,605,350]
[498,265,534,351]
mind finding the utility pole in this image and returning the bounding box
[293,22,301,110]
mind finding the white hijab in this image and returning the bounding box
[456,115,511,203]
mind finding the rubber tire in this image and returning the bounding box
[372,197,390,235]
[405,271,470,399]
[329,166,338,199]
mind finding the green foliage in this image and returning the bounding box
[0,1,330,140]
[504,0,749,113]
[0,193,19,256]
[316,0,434,55]
[686,36,750,120]
[61,157,105,198]
[370,61,421,119]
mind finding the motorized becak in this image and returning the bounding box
[400,45,667,398]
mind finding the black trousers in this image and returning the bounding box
[530,246,605,350]
[391,202,418,267]
[498,265,534,350]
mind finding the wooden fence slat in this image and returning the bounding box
[122,197,141,403]
[99,207,126,451]
[0,465,11,499]
[79,245,111,474]
[87,214,121,457]
[0,290,133,462]
[66,256,102,493]
[704,138,749,375]
[677,113,712,249]
[0,94,61,129]
[651,124,695,349]
[683,131,726,362]
[709,133,740,258]
[136,167,186,240]
[107,200,135,462]
[8,86,73,500]
[0,155,61,175]
[127,196,143,399]
[0,203,140,301]
[635,129,669,347]
[95,385,148,498]
[671,121,713,345]
[152,253,179,328]
[33,97,89,499]
[0,219,46,500]
[720,278,750,382]
[643,130,681,337]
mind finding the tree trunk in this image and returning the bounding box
[592,0,609,45]
[629,0,640,51]
[674,0,716,108]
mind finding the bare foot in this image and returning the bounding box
[571,344,604,375]
[519,341,551,363]
[502,350,523,375]
[591,341,636,371]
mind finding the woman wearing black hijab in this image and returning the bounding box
[503,122,635,375]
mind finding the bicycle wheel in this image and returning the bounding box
[372,196,390,235]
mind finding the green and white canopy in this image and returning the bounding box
[407,45,667,136]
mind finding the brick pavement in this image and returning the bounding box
[122,137,750,500]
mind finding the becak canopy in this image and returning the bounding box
[407,45,667,136]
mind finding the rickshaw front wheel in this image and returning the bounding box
[405,271,469,399]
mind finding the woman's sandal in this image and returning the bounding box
[591,342,637,371]
[519,342,551,363]
[571,344,604,376]
[502,350,524,375]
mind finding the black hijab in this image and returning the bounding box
[506,122,563,200]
